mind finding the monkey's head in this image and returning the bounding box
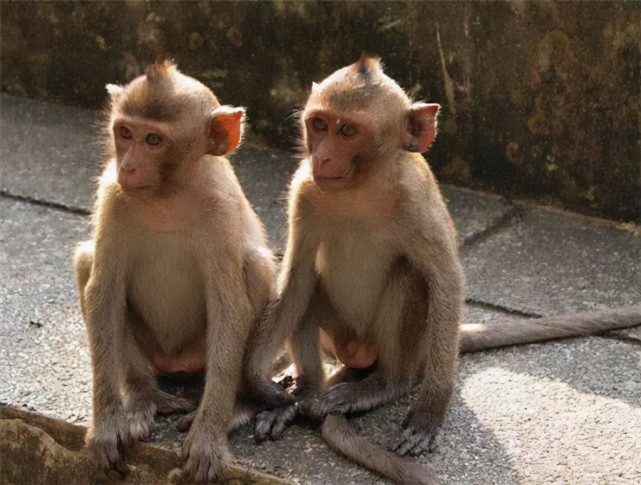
[105,60,244,193]
[302,54,440,192]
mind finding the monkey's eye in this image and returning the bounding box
[146,133,163,146]
[340,124,357,138]
[312,118,328,132]
[119,126,133,139]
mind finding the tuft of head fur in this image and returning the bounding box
[144,59,177,81]
[353,52,382,78]
[108,60,219,123]
[307,56,410,116]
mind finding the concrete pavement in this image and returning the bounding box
[1,94,640,484]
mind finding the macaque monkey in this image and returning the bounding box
[242,54,461,484]
[72,61,275,483]
[244,55,641,484]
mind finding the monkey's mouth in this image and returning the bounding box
[313,173,354,192]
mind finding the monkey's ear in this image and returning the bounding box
[405,103,440,153]
[106,84,124,99]
[209,106,245,156]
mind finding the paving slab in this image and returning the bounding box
[2,95,640,484]
[463,206,641,316]
[0,94,100,212]
[0,198,91,421]
[441,185,514,245]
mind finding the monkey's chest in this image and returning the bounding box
[127,234,206,349]
[315,234,395,330]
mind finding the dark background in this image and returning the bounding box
[2,1,639,221]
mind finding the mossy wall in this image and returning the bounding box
[2,1,639,221]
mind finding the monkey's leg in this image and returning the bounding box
[73,241,131,476]
[300,269,419,421]
[393,281,460,457]
[72,240,94,319]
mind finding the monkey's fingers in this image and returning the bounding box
[255,379,298,409]
[255,405,298,442]
[87,425,131,479]
[177,411,196,433]
[155,394,195,415]
[298,396,328,420]
[182,428,230,484]
[91,438,130,480]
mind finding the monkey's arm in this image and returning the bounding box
[82,239,131,475]
[394,226,464,456]
[245,211,319,408]
[182,255,254,483]
[460,305,641,353]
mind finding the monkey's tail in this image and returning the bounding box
[321,415,437,485]
[460,304,641,353]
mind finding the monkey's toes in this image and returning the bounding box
[155,392,195,415]
[177,411,196,433]
[255,405,298,442]
[105,459,130,481]
[393,423,438,456]
[299,383,356,419]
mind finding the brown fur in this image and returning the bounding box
[73,62,274,483]
[245,56,461,484]
[245,56,641,484]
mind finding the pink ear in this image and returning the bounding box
[407,103,440,153]
[209,106,245,156]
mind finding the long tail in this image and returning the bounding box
[460,304,641,353]
[321,415,437,485]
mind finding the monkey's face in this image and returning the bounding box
[304,109,376,192]
[112,117,174,191]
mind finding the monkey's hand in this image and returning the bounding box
[182,420,231,483]
[254,405,299,442]
[86,403,132,479]
[248,373,298,409]
[392,410,439,456]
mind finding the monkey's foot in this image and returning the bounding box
[126,390,195,440]
[254,405,298,442]
[392,413,439,456]
[299,376,389,420]
[86,405,132,478]
[182,424,230,483]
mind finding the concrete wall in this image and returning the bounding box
[1,1,639,221]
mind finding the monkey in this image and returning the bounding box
[242,54,462,484]
[72,61,275,483]
[243,55,641,485]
